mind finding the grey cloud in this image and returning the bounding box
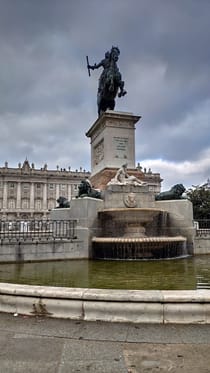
[0,0,209,188]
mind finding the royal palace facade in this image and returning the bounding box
[0,159,90,221]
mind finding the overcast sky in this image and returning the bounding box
[0,0,210,190]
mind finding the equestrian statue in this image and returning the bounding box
[87,46,127,116]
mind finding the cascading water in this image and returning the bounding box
[92,208,187,260]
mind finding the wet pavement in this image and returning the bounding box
[0,312,210,372]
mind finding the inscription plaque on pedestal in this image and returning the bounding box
[113,136,128,160]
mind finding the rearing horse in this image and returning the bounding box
[88,47,127,116]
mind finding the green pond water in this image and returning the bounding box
[1,256,210,290]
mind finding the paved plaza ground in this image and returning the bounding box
[0,312,210,372]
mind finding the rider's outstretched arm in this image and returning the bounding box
[88,61,103,70]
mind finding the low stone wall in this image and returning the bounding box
[0,236,210,263]
[194,236,210,255]
[51,198,103,254]
[0,239,88,263]
[0,283,210,324]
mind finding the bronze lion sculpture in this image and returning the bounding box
[56,196,70,208]
[155,184,186,201]
[77,179,102,199]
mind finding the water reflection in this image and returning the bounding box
[0,256,210,290]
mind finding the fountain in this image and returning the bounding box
[92,207,187,260]
[51,110,194,261]
[85,111,193,260]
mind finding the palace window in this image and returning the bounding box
[8,199,16,209]
[21,199,29,209]
[35,199,42,210]
[9,183,15,189]
[48,199,55,210]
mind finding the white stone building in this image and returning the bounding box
[0,159,90,220]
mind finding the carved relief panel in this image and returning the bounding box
[93,139,104,166]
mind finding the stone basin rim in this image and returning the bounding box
[99,208,164,212]
[92,236,187,243]
[1,282,210,325]
[1,282,210,302]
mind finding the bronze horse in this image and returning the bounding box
[88,47,127,116]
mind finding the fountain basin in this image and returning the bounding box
[92,236,187,260]
[95,207,187,259]
[99,208,161,222]
[98,208,163,238]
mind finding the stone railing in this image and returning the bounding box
[195,220,210,237]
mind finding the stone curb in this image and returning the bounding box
[0,283,210,324]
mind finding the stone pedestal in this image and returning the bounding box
[104,184,155,209]
[86,110,162,193]
[86,110,141,176]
